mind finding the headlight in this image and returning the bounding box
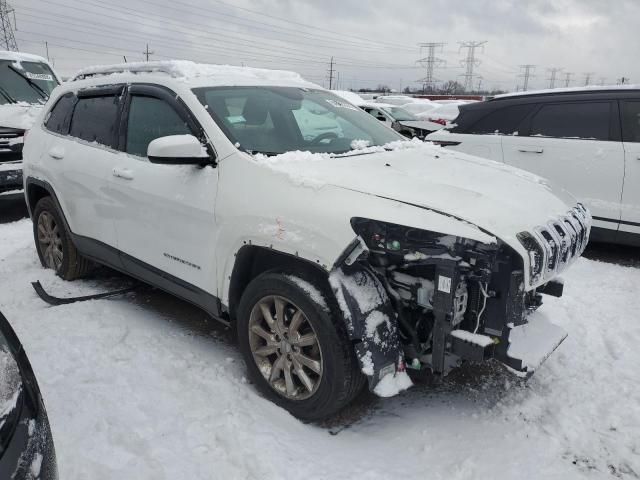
[351,217,449,254]
[516,231,545,284]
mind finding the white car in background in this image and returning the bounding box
[24,60,589,420]
[427,86,640,246]
[360,102,435,139]
[0,51,60,201]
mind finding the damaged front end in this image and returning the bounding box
[330,213,588,394]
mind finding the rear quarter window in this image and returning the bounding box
[69,95,120,147]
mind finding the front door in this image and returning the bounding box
[501,100,624,233]
[108,85,219,296]
[619,100,640,239]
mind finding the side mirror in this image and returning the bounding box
[147,135,213,165]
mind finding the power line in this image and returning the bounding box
[547,67,563,88]
[518,64,536,91]
[458,41,486,92]
[0,0,18,51]
[416,42,446,91]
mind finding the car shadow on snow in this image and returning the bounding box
[0,198,29,224]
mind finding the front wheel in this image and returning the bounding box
[237,272,364,421]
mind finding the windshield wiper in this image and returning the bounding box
[7,64,49,101]
[0,86,16,104]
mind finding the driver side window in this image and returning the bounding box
[126,95,193,157]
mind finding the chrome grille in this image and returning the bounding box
[520,203,591,286]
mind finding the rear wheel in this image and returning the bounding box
[33,196,91,280]
[237,272,364,421]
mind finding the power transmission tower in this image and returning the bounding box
[416,42,446,92]
[518,64,536,91]
[583,72,594,86]
[327,56,335,90]
[143,44,154,61]
[563,72,573,87]
[0,0,18,51]
[547,67,563,89]
[458,41,486,92]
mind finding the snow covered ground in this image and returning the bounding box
[0,216,639,479]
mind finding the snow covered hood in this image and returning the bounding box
[0,103,43,130]
[260,142,577,248]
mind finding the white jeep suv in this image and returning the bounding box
[23,61,591,420]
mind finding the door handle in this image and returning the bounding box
[48,147,64,160]
[112,167,134,180]
[518,148,544,154]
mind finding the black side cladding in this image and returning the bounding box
[329,263,403,391]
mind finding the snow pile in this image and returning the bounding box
[1,218,640,479]
[330,90,365,106]
[373,370,413,397]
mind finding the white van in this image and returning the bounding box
[0,51,60,201]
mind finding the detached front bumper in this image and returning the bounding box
[450,314,567,377]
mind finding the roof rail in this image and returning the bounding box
[71,61,181,81]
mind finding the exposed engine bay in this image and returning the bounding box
[330,217,567,392]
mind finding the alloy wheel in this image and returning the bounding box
[248,295,323,400]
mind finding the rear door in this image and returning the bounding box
[43,86,123,247]
[619,100,640,239]
[501,101,624,231]
[108,84,219,295]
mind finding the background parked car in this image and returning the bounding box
[0,51,60,203]
[360,102,434,139]
[0,310,57,479]
[427,86,640,246]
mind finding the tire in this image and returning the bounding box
[237,271,365,421]
[32,196,91,280]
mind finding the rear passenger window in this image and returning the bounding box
[529,102,611,140]
[467,104,535,135]
[126,96,192,157]
[69,95,120,147]
[621,101,640,143]
[45,92,76,135]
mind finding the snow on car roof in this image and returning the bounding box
[330,90,365,106]
[494,84,640,99]
[0,50,50,64]
[71,60,321,89]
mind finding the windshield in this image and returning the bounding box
[0,60,59,105]
[193,86,403,155]
[382,106,418,121]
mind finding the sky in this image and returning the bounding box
[10,0,640,92]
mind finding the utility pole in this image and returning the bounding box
[476,76,483,92]
[563,72,573,87]
[0,0,18,51]
[458,41,487,92]
[518,64,536,91]
[416,42,446,92]
[618,76,630,85]
[327,56,335,90]
[547,67,562,89]
[45,41,49,61]
[583,72,594,86]
[143,43,154,62]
